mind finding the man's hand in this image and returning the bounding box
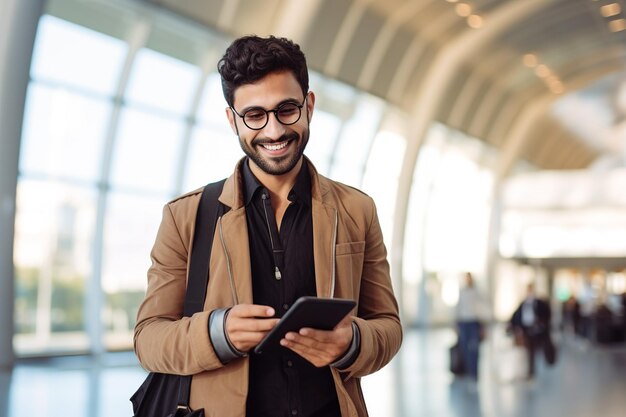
[279,316,353,367]
[225,304,279,353]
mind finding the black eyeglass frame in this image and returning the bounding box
[230,94,309,131]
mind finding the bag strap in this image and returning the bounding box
[178,178,228,410]
[183,178,228,317]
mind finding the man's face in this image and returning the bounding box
[226,71,315,177]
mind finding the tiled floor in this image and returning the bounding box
[2,326,625,417]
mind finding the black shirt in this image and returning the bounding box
[242,159,341,417]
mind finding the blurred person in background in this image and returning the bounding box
[509,283,556,379]
[455,272,489,381]
[561,294,581,337]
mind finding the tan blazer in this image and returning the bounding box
[134,157,402,417]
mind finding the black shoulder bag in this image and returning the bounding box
[130,179,228,417]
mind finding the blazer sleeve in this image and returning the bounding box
[133,201,225,375]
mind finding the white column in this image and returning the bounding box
[0,0,45,369]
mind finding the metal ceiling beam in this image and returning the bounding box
[356,0,426,90]
[391,0,551,287]
[324,0,373,77]
[272,0,323,44]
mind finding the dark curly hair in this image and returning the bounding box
[217,35,309,107]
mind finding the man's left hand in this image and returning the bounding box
[280,316,353,367]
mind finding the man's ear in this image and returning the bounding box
[306,91,315,123]
[225,107,239,135]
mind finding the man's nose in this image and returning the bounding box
[262,111,287,138]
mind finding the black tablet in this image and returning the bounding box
[253,296,356,354]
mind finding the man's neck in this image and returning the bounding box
[250,158,303,201]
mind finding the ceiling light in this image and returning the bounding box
[446,0,459,3]
[608,18,626,32]
[467,14,483,29]
[535,64,551,78]
[600,3,621,18]
[549,82,564,94]
[455,3,472,17]
[523,53,538,67]
[548,79,564,94]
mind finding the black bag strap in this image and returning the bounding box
[178,178,228,410]
[183,178,228,317]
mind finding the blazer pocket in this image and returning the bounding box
[335,241,366,295]
[335,241,365,256]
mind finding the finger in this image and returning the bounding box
[283,331,333,351]
[280,336,333,367]
[230,329,274,345]
[227,316,279,333]
[229,304,275,319]
[227,319,279,351]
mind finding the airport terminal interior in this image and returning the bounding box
[1,0,626,416]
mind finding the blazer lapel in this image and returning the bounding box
[312,200,336,298]
[218,206,253,304]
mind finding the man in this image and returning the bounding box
[454,272,488,381]
[134,35,402,417]
[509,283,555,379]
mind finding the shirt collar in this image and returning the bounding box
[241,158,311,207]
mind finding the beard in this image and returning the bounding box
[238,127,309,176]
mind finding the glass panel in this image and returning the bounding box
[423,142,493,273]
[101,192,164,350]
[307,110,342,176]
[362,130,406,250]
[183,126,242,191]
[110,107,184,194]
[125,48,200,115]
[402,126,448,325]
[30,14,126,96]
[330,95,385,187]
[196,72,231,129]
[20,83,111,182]
[13,180,96,355]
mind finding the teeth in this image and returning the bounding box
[263,142,288,151]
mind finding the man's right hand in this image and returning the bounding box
[225,304,279,353]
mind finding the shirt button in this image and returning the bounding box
[283,304,289,310]
[287,360,293,367]
[291,410,298,415]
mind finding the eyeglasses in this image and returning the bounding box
[230,95,308,130]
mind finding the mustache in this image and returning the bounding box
[252,132,299,146]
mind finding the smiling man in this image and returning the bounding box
[134,35,402,417]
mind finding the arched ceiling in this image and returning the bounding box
[141,0,626,172]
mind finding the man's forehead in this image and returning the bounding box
[233,71,302,107]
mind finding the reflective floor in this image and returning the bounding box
[1,326,625,417]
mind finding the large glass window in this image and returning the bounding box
[307,110,342,175]
[15,13,125,355]
[14,180,97,354]
[330,95,385,187]
[124,48,200,116]
[183,126,242,191]
[110,108,185,195]
[101,192,164,349]
[401,124,496,325]
[30,15,126,96]
[362,126,407,252]
[20,83,111,182]
[184,74,246,189]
